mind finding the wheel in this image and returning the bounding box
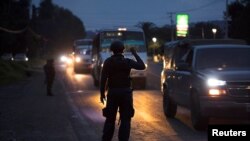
[163,86,177,118]
[91,69,99,87]
[131,77,146,90]
[190,91,209,130]
[74,67,79,73]
[93,78,99,87]
[139,77,146,89]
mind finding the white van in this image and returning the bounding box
[73,39,93,73]
[92,27,147,89]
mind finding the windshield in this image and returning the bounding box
[100,31,146,52]
[75,48,91,55]
[74,39,92,53]
[195,48,250,70]
[74,40,92,46]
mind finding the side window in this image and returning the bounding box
[186,50,193,67]
[181,49,193,67]
[171,47,179,69]
[163,45,174,69]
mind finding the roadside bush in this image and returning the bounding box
[0,60,28,85]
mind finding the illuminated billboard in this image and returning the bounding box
[176,14,189,37]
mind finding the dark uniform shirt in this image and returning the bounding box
[43,63,55,83]
[100,53,145,96]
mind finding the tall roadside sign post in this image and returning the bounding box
[176,14,189,38]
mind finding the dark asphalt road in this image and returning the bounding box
[0,69,94,141]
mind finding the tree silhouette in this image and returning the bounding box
[228,0,250,43]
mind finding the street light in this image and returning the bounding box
[152,37,157,55]
[212,28,217,39]
[152,37,157,62]
[152,37,157,43]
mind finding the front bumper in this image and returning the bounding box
[200,96,250,119]
[74,63,93,73]
[130,69,147,78]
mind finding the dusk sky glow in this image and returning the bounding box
[33,0,231,30]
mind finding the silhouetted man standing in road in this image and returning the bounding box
[43,59,55,96]
[100,40,146,141]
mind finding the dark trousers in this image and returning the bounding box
[46,80,54,96]
[102,88,134,141]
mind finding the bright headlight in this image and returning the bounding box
[66,58,73,64]
[75,56,81,63]
[60,55,67,62]
[207,78,226,87]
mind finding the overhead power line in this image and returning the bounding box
[0,25,44,40]
[0,26,28,34]
[168,0,223,14]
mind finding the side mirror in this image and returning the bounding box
[176,62,190,71]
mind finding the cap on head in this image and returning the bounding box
[110,40,125,54]
[47,59,54,64]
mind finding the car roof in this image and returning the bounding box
[164,39,247,47]
[193,44,250,50]
[15,53,26,56]
[185,39,246,46]
[2,53,13,55]
[98,27,143,32]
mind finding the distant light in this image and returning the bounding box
[118,32,122,36]
[152,37,157,43]
[212,28,217,34]
[212,28,217,39]
[66,58,73,64]
[118,28,127,31]
[75,56,81,63]
[60,55,67,62]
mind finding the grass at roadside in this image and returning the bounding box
[0,58,45,86]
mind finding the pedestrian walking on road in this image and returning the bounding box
[100,40,146,141]
[43,59,55,96]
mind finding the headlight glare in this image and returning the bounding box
[60,55,67,62]
[207,78,226,87]
[75,56,81,63]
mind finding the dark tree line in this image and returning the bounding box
[0,0,30,55]
[137,21,223,56]
[0,0,86,58]
[137,0,250,56]
[228,0,250,43]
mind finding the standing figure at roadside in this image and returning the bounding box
[100,40,146,141]
[43,59,55,96]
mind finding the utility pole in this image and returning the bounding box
[167,12,175,41]
[225,0,229,39]
[202,27,205,39]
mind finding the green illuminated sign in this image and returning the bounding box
[176,14,189,37]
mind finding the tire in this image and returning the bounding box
[74,67,79,74]
[139,78,146,89]
[163,86,177,118]
[91,69,99,87]
[131,77,146,90]
[93,78,99,87]
[190,91,209,130]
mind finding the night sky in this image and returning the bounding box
[33,0,229,30]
